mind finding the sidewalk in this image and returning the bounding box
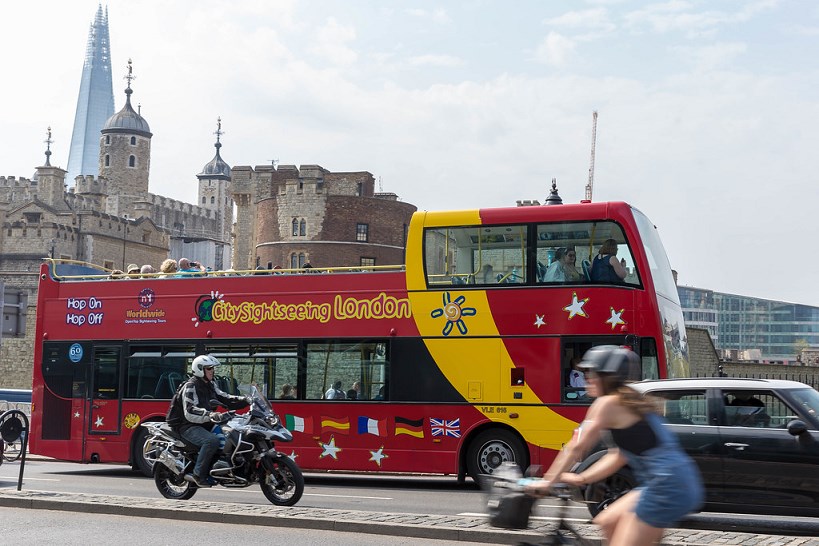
[0,489,816,545]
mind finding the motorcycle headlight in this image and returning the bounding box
[266,415,279,427]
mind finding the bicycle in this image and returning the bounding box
[481,463,593,546]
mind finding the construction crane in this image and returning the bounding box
[584,111,598,202]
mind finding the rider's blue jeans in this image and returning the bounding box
[180,425,221,479]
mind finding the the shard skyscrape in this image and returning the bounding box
[65,4,114,185]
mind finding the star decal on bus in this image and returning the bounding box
[430,292,477,336]
[369,446,388,467]
[319,435,342,460]
[192,290,224,327]
[606,307,626,330]
[94,416,104,428]
[563,292,589,319]
[286,451,298,462]
[534,314,546,328]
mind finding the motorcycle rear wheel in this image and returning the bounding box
[154,463,197,500]
[260,455,304,506]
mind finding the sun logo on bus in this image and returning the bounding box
[431,292,477,336]
[192,290,224,327]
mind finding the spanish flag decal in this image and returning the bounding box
[394,416,424,438]
[321,416,350,434]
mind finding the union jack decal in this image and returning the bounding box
[430,418,461,438]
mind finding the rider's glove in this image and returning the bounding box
[243,396,253,405]
[210,411,223,422]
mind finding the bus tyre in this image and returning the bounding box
[133,426,155,478]
[466,429,527,482]
[154,463,197,500]
[584,468,635,517]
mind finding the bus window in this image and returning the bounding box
[561,336,645,402]
[126,345,193,399]
[92,347,121,400]
[306,341,388,401]
[424,225,527,286]
[205,344,298,400]
[640,338,660,380]
[536,221,641,287]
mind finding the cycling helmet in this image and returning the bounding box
[578,345,640,384]
[191,354,220,378]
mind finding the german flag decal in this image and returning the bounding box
[394,416,424,438]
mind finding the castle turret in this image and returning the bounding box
[36,127,68,208]
[99,59,151,205]
[197,117,233,269]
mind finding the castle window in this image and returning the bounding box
[129,155,136,168]
[356,223,369,242]
[290,253,298,269]
[298,180,304,193]
[142,231,150,243]
[105,154,110,167]
[299,253,306,267]
[202,196,206,204]
[104,260,114,270]
[105,135,110,145]
[292,218,299,236]
[356,182,363,196]
[317,179,324,192]
[2,291,29,337]
[211,196,215,204]
[24,212,42,224]
[299,219,306,236]
[360,257,376,268]
[130,136,136,145]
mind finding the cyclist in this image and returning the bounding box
[527,345,703,546]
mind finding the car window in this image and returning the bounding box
[649,389,708,425]
[723,390,799,429]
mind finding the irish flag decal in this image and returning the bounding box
[285,414,313,434]
[357,416,386,436]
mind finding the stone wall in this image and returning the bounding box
[0,297,37,389]
[686,326,819,388]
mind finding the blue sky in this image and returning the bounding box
[1,1,818,306]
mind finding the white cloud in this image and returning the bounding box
[408,54,464,67]
[534,32,577,66]
[307,17,358,65]
[672,42,747,71]
[404,7,450,24]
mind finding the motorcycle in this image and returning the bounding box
[141,385,304,506]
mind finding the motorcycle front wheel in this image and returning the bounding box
[260,455,304,506]
[154,463,197,500]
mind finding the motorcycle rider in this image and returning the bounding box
[166,355,250,487]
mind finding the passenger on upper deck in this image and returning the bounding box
[590,239,627,283]
[543,248,567,282]
[159,259,178,278]
[178,258,206,276]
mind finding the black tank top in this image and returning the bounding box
[610,418,658,455]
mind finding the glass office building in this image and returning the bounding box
[66,5,114,185]
[678,285,819,364]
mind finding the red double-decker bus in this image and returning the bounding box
[29,201,689,480]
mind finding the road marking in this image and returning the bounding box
[304,493,393,500]
[458,512,590,523]
[228,489,392,500]
[0,476,59,482]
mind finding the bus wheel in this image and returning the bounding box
[154,463,197,500]
[133,426,155,478]
[466,429,527,482]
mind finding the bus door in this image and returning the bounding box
[86,346,124,442]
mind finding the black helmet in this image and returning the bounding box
[578,345,640,383]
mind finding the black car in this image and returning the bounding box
[577,378,819,517]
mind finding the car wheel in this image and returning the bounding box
[466,428,528,482]
[584,468,635,517]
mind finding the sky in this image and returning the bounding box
[1,0,817,306]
